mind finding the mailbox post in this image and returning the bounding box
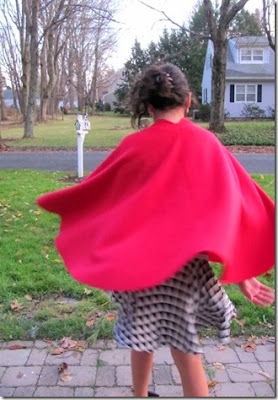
[74,114,91,178]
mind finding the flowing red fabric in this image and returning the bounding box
[37,118,275,291]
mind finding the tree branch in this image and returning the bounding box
[262,0,275,51]
[203,0,217,41]
[139,0,211,40]
[225,0,250,26]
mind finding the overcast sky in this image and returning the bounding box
[108,0,265,70]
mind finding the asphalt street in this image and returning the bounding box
[0,151,275,174]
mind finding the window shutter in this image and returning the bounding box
[257,85,262,102]
[230,85,235,102]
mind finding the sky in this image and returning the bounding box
[108,0,266,70]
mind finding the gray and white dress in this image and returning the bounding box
[112,255,236,354]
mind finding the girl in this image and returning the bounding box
[37,63,274,397]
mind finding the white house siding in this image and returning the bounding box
[224,80,274,118]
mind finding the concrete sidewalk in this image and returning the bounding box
[0,337,275,398]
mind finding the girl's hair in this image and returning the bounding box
[129,63,190,129]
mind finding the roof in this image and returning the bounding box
[226,36,274,80]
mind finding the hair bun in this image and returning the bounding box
[154,72,173,85]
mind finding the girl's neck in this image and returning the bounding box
[151,106,186,124]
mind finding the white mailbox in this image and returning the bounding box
[74,114,91,178]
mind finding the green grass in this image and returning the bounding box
[0,171,274,341]
[1,114,275,147]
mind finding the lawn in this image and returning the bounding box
[1,113,275,148]
[0,170,274,341]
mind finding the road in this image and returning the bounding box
[0,151,275,174]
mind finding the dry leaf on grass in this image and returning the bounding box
[10,300,24,310]
[86,311,104,319]
[53,258,63,263]
[234,318,245,329]
[86,320,95,327]
[24,295,32,301]
[84,288,92,295]
[106,313,116,321]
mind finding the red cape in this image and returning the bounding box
[37,118,275,291]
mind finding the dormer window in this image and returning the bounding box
[240,48,264,63]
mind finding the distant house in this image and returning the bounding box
[201,36,275,118]
[102,69,124,109]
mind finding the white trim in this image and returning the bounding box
[226,77,273,81]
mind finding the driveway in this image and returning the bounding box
[0,151,275,174]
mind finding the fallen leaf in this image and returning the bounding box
[86,320,94,327]
[59,337,77,349]
[24,295,32,301]
[86,311,104,319]
[106,313,116,321]
[260,336,268,345]
[10,300,24,310]
[17,372,24,379]
[84,288,92,295]
[241,336,257,353]
[43,338,53,346]
[60,373,72,382]
[76,341,86,352]
[51,347,66,355]
[213,362,225,370]
[207,380,216,387]
[53,258,63,263]
[8,344,27,350]
[257,371,272,380]
[234,318,245,328]
[58,362,68,373]
[217,344,226,351]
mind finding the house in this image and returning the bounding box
[201,36,275,118]
[102,69,125,109]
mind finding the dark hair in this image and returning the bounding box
[129,63,190,128]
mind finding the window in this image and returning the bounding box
[203,89,207,103]
[240,48,264,63]
[235,84,256,102]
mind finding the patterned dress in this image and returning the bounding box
[112,256,236,354]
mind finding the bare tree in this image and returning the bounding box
[0,67,7,121]
[262,0,275,51]
[23,0,40,138]
[0,0,119,136]
[39,0,75,122]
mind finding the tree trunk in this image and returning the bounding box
[23,0,39,138]
[0,68,7,121]
[209,35,227,133]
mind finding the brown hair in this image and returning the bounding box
[129,63,190,129]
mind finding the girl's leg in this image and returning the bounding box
[170,347,209,397]
[131,350,154,397]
